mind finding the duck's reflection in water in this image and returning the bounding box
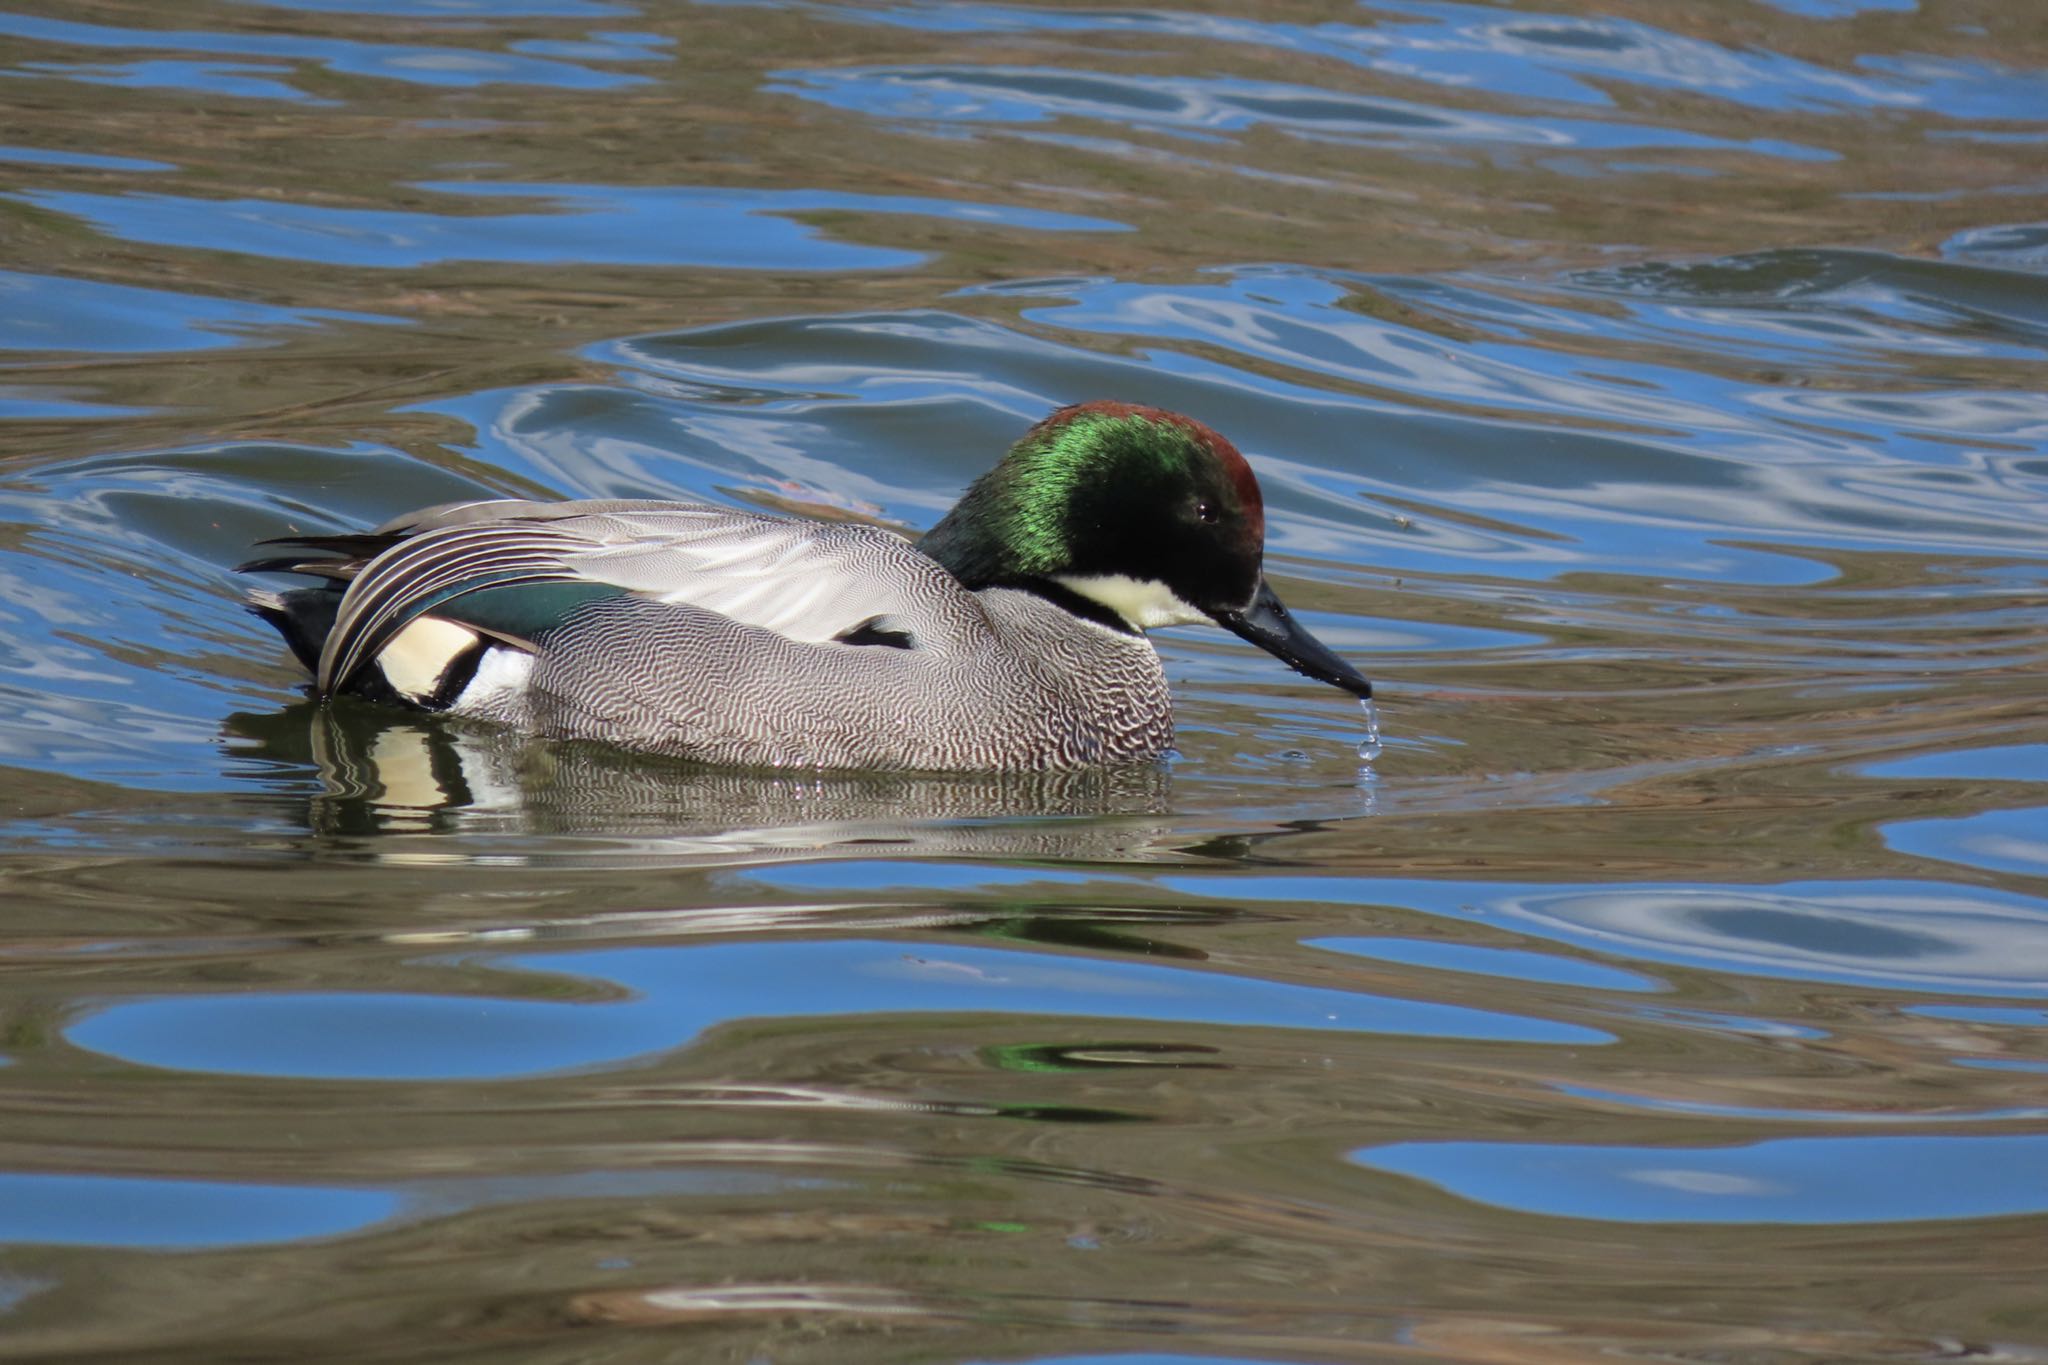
[224,700,1180,869]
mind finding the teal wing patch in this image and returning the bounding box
[431,579,627,650]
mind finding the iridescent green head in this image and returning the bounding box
[921,401,1371,699]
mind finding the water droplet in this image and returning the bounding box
[1356,697,1383,764]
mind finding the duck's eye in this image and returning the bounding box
[1195,499,1219,524]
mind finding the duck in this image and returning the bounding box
[241,401,1372,772]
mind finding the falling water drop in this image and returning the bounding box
[1356,696,1383,764]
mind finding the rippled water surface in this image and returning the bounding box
[3,1,2047,1361]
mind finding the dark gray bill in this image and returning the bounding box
[1213,579,1372,699]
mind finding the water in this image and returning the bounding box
[1357,697,1383,764]
[1,1,2046,1361]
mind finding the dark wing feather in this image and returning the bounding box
[317,523,593,694]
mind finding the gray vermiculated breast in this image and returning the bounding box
[468,583,1176,772]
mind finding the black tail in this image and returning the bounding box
[247,586,343,676]
[235,531,399,579]
[241,530,406,677]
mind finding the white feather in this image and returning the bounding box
[379,617,479,702]
[452,647,533,711]
[1053,574,1208,630]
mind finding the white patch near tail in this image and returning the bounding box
[450,646,532,713]
[378,616,480,702]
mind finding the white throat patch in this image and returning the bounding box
[1053,574,1209,630]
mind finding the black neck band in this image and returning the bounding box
[1017,577,1138,635]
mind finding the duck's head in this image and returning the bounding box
[921,401,1371,699]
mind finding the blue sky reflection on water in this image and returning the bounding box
[10,58,329,104]
[0,390,155,421]
[0,1168,845,1252]
[1355,1133,2048,1224]
[0,11,659,97]
[65,939,1610,1081]
[1882,807,2048,880]
[1163,875,2048,996]
[767,66,1836,164]
[0,270,402,354]
[1861,745,2048,782]
[1308,937,1666,993]
[226,0,638,15]
[774,0,2048,121]
[12,185,1126,272]
[0,145,173,173]
[0,1174,399,1250]
[1910,1005,2048,1028]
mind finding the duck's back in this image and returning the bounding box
[249,499,1175,771]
